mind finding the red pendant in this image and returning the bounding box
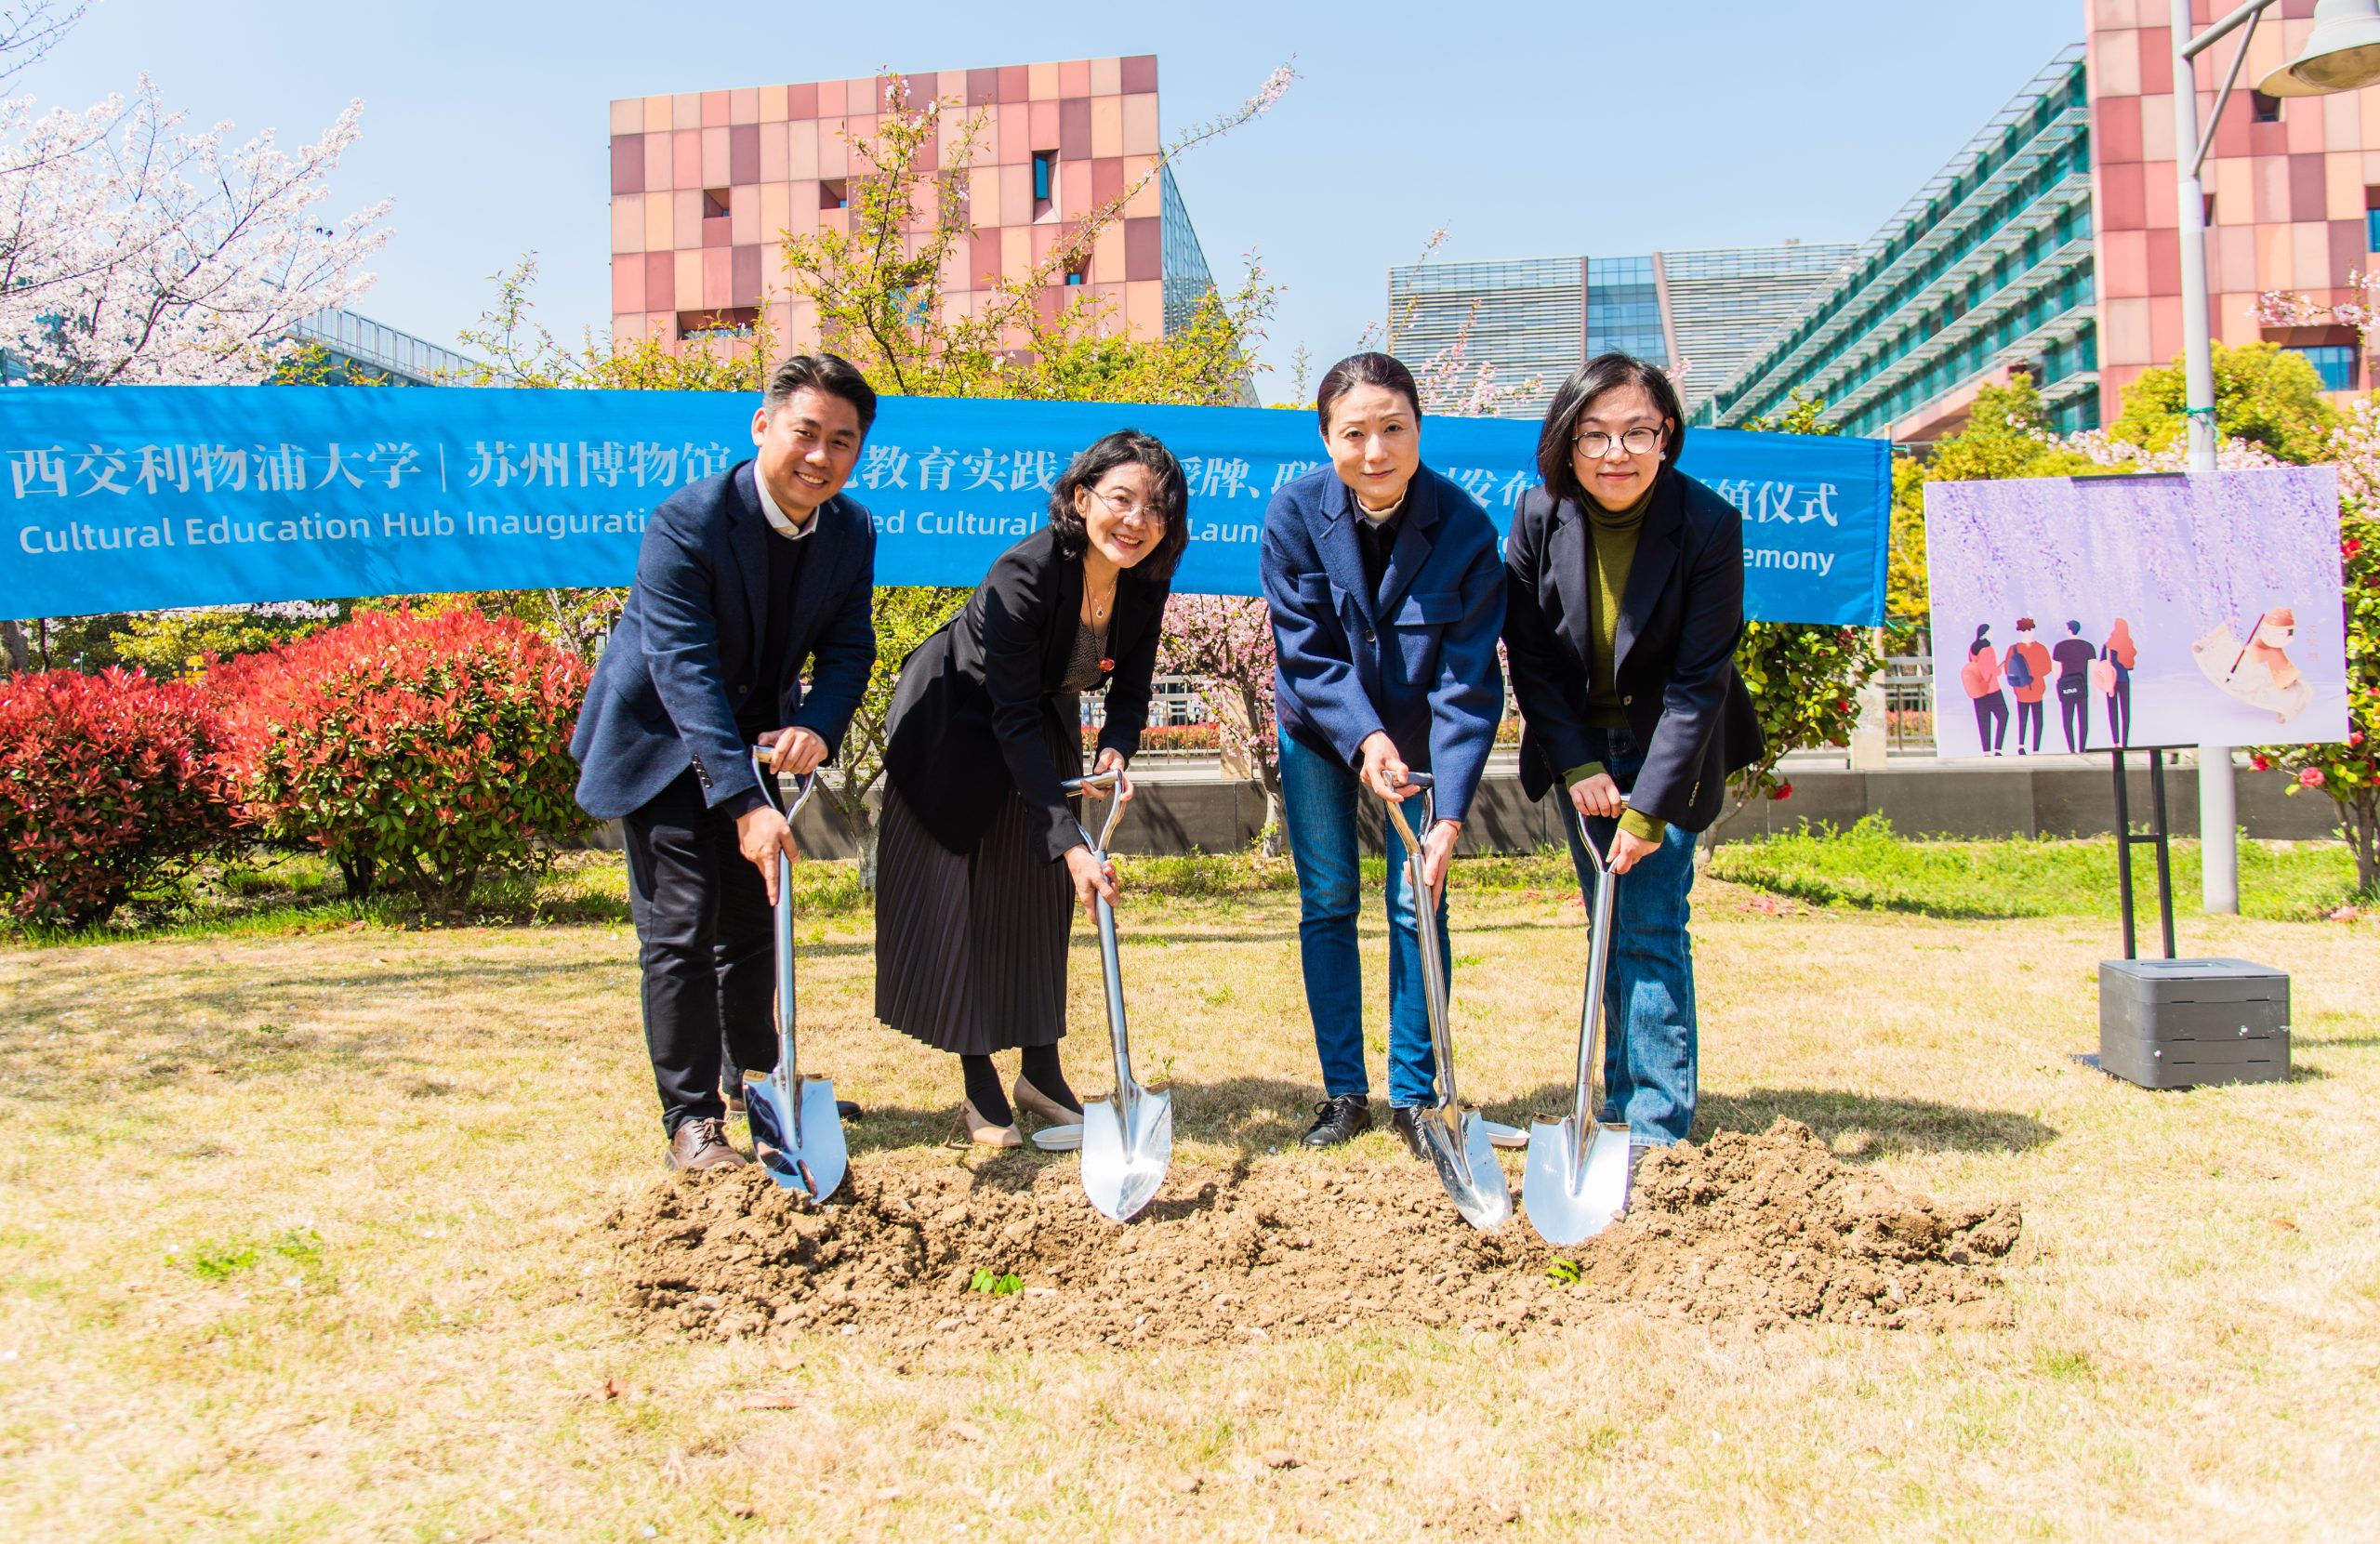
[1097,656,1116,673]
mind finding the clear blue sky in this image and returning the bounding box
[25,0,2087,402]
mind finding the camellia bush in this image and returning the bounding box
[2250,407,2380,896]
[0,667,242,929]
[1729,398,1883,820]
[211,610,590,913]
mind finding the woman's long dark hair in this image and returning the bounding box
[1970,623,1993,658]
[1535,353,1686,505]
[1048,429,1191,582]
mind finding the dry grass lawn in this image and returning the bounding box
[1,859,2375,1541]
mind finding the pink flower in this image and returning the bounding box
[2353,731,2368,747]
[2250,754,2272,772]
[2299,767,2326,787]
[1770,781,1795,801]
[2347,536,2365,559]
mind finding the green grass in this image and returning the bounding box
[1709,815,2365,921]
[15,819,2356,949]
[11,850,636,948]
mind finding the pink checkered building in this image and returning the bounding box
[605,55,1222,361]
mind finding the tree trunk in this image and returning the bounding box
[2351,792,2379,900]
[1236,683,1289,860]
[1,620,26,676]
[856,814,881,892]
[336,851,377,900]
[1256,763,1288,859]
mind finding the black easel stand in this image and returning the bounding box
[2109,746,2177,960]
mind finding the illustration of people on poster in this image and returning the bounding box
[1924,468,2350,758]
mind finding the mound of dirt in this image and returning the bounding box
[607,1119,2020,1347]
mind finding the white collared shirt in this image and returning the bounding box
[755,471,820,542]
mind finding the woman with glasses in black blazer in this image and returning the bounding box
[1501,354,1764,1161]
[876,429,1188,1147]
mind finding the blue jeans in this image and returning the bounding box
[1277,730,1450,1108]
[1559,728,1701,1147]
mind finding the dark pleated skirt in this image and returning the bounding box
[874,716,1081,1056]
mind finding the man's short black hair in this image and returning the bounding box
[764,352,878,434]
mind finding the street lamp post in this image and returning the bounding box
[2167,0,2380,913]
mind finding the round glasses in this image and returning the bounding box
[1093,486,1164,524]
[1574,426,1666,458]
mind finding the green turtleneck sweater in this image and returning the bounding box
[1562,484,1666,845]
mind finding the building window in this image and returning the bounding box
[1064,258,1088,286]
[2366,191,2380,254]
[2251,90,2281,123]
[702,189,731,221]
[2289,344,2356,391]
[679,307,759,341]
[1033,151,1056,218]
[819,179,848,211]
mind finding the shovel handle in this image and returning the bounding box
[1562,798,1622,1148]
[1062,768,1129,855]
[1566,799,1620,875]
[748,746,818,822]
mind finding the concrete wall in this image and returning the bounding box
[590,761,2343,859]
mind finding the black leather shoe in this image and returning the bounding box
[1388,1105,1427,1160]
[1300,1094,1372,1147]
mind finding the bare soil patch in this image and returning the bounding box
[610,1119,2020,1345]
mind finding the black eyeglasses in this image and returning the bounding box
[1574,426,1666,458]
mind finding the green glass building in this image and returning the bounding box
[1696,46,2096,440]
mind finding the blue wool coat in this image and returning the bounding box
[570,461,876,822]
[1259,465,1506,823]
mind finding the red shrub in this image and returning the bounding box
[212,609,590,913]
[0,668,241,929]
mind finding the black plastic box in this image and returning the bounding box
[2098,958,2290,1089]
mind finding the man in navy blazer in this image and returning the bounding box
[571,353,879,1172]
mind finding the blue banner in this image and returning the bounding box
[4,387,1889,625]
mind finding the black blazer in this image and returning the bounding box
[570,462,875,822]
[1501,468,1763,833]
[883,525,1170,863]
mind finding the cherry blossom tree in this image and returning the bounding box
[0,7,389,387]
[1157,594,1286,852]
[0,4,390,672]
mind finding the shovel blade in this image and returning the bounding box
[1079,1088,1171,1222]
[1416,1109,1512,1231]
[1520,1117,1631,1246]
[744,1075,848,1202]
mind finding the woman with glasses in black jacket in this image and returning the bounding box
[1501,353,1764,1161]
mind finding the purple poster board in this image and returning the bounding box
[1924,468,2350,758]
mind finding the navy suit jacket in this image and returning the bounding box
[570,461,876,822]
[1259,465,1505,823]
[1501,468,1763,832]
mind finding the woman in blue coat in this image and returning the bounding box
[1260,352,1506,1152]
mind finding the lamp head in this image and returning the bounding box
[2258,0,2380,97]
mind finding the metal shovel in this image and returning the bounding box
[1063,768,1172,1222]
[1382,773,1513,1232]
[1522,804,1633,1245]
[737,748,848,1203]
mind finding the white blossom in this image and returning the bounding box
[0,66,390,385]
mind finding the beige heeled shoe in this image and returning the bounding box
[1012,1075,1082,1128]
[961,1098,1022,1148]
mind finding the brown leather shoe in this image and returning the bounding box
[668,1116,748,1171]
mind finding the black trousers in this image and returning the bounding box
[2059,685,2091,753]
[621,769,777,1135]
[2016,698,2045,753]
[1972,692,2009,752]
